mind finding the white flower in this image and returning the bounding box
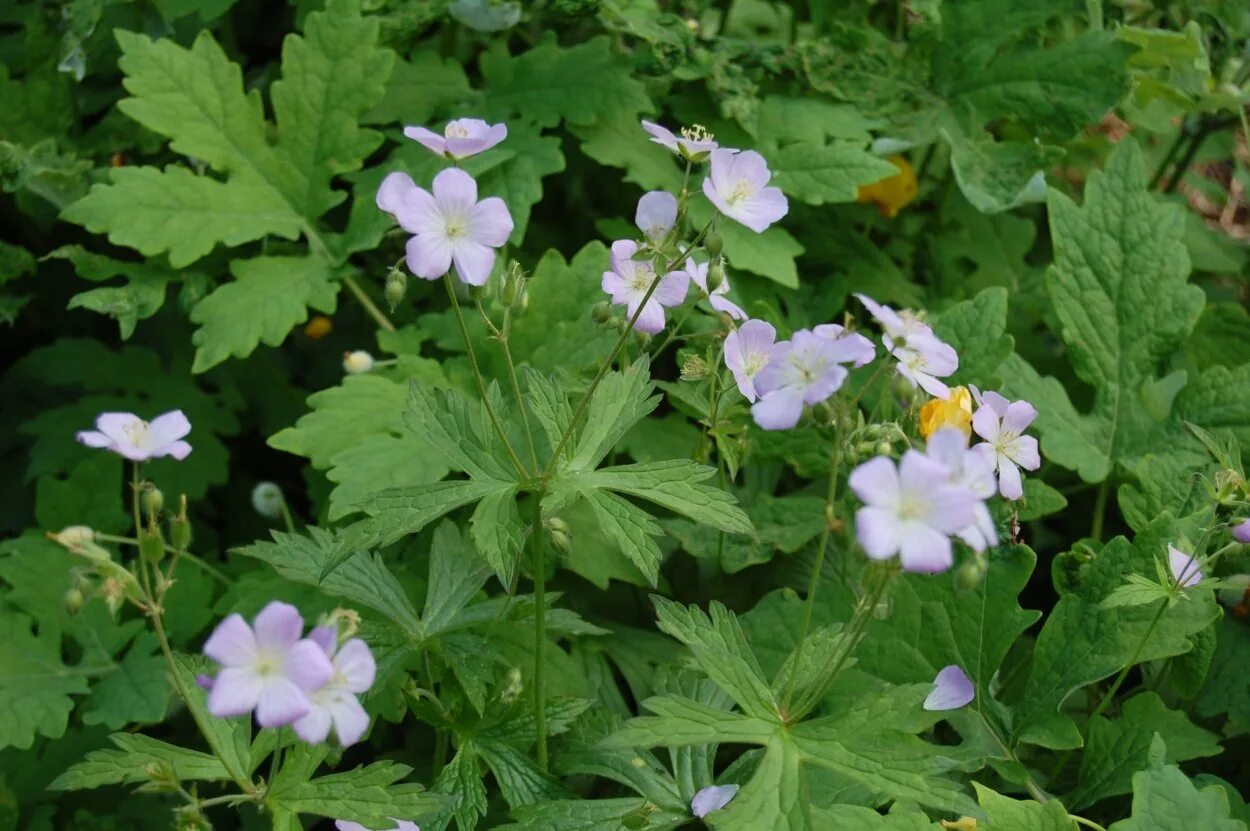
[812,323,876,368]
[292,627,377,747]
[1167,545,1202,589]
[702,149,789,233]
[853,294,957,398]
[971,390,1041,500]
[925,428,998,552]
[404,117,506,160]
[77,410,192,462]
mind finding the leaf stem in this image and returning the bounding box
[480,299,540,472]
[1070,815,1108,831]
[444,275,530,480]
[94,533,231,585]
[1090,479,1109,540]
[343,273,397,333]
[530,494,549,771]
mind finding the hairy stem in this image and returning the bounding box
[444,275,530,479]
[531,495,549,771]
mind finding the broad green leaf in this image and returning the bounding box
[0,612,89,750]
[80,633,168,730]
[1071,692,1221,810]
[689,200,805,288]
[972,782,1072,830]
[170,655,252,786]
[62,166,302,269]
[422,521,493,638]
[48,733,229,791]
[267,760,450,827]
[190,256,337,372]
[431,747,489,831]
[49,245,177,339]
[943,129,1057,215]
[570,110,684,192]
[405,380,517,482]
[1014,518,1220,746]
[570,486,666,585]
[563,359,660,473]
[606,697,777,747]
[476,121,565,244]
[574,461,752,535]
[651,598,778,720]
[270,0,393,218]
[711,736,808,831]
[767,141,898,205]
[1109,764,1247,831]
[480,35,651,128]
[1004,138,1204,482]
[364,51,473,127]
[237,528,423,639]
[497,798,682,831]
[507,243,617,373]
[933,287,1015,387]
[469,486,526,587]
[1196,617,1250,733]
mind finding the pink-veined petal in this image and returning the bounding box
[1168,545,1203,588]
[255,678,311,728]
[601,271,630,305]
[729,150,772,187]
[1001,400,1038,435]
[406,233,453,281]
[913,369,951,399]
[981,390,1011,416]
[855,506,902,560]
[252,601,304,650]
[691,785,739,818]
[451,241,497,287]
[1009,434,1041,471]
[898,522,953,573]
[403,126,446,156]
[204,614,257,666]
[207,667,263,718]
[467,197,514,247]
[334,639,377,693]
[641,120,679,151]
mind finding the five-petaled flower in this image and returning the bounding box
[920,386,973,439]
[635,191,678,244]
[376,168,513,287]
[924,665,975,711]
[292,626,377,747]
[641,120,718,161]
[601,240,689,334]
[751,329,852,430]
[925,428,999,552]
[971,389,1041,500]
[849,451,977,573]
[687,258,746,320]
[404,118,506,160]
[77,410,193,462]
[1167,545,1203,589]
[855,294,958,398]
[202,601,334,728]
[691,784,739,818]
[724,319,777,403]
[703,149,789,233]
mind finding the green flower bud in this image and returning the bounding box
[955,556,987,591]
[500,261,526,306]
[680,354,708,381]
[139,524,165,564]
[384,269,407,311]
[170,495,192,552]
[251,481,285,519]
[545,516,571,556]
[63,587,85,615]
[704,231,724,260]
[706,258,727,293]
[592,301,613,324]
[143,486,164,520]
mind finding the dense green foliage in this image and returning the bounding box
[2,1,1250,830]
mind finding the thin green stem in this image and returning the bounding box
[650,305,696,359]
[531,495,549,771]
[343,274,397,333]
[781,424,845,712]
[543,220,717,478]
[482,300,540,473]
[975,709,1049,803]
[444,275,529,479]
[278,499,296,534]
[94,534,231,585]
[1070,815,1108,831]
[1091,479,1110,540]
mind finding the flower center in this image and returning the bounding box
[743,352,769,376]
[681,124,714,143]
[121,420,150,447]
[252,650,283,679]
[444,215,468,240]
[629,265,656,294]
[896,494,927,522]
[446,123,470,138]
[726,179,755,206]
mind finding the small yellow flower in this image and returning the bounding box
[857,155,918,218]
[919,386,973,439]
[304,314,334,340]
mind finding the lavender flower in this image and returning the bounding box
[1231,520,1250,544]
[292,627,377,747]
[691,784,739,818]
[635,191,678,244]
[640,120,718,160]
[812,323,876,368]
[925,428,998,552]
[1167,545,1202,589]
[76,410,192,462]
[336,821,419,831]
[724,319,777,402]
[404,118,506,160]
[854,294,958,398]
[601,240,689,334]
[376,168,513,286]
[702,149,789,233]
[751,329,851,430]
[202,602,333,728]
[848,451,977,573]
[924,665,975,711]
[687,258,746,320]
[971,390,1041,500]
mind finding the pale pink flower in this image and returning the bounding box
[376,168,513,286]
[687,259,746,320]
[971,390,1041,500]
[76,410,192,462]
[336,821,419,831]
[751,329,853,430]
[635,191,678,244]
[812,323,876,368]
[403,118,506,159]
[724,319,776,402]
[702,149,788,233]
[292,627,376,747]
[641,120,718,160]
[601,240,689,334]
[925,428,998,552]
[691,784,738,818]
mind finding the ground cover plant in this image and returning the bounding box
[3,0,1250,829]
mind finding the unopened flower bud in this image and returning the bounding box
[706,258,727,293]
[143,486,164,519]
[1232,519,1250,544]
[955,556,987,591]
[170,495,192,551]
[545,516,571,555]
[877,440,893,456]
[501,666,524,704]
[63,587,85,615]
[324,607,362,641]
[1215,469,1244,504]
[680,354,708,381]
[343,350,374,374]
[51,526,111,565]
[592,302,613,324]
[139,524,166,564]
[251,482,285,519]
[704,231,724,260]
[384,270,407,311]
[500,261,526,307]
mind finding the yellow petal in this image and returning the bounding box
[919,386,973,439]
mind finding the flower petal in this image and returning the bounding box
[207,667,263,718]
[255,678,311,728]
[1168,545,1203,588]
[148,410,192,446]
[334,639,377,693]
[729,185,789,233]
[997,458,1023,500]
[252,601,304,650]
[403,125,446,156]
[467,197,513,247]
[630,297,667,335]
[431,167,478,214]
[203,614,257,666]
[160,440,193,460]
[1009,435,1041,471]
[653,270,689,307]
[451,241,497,287]
[849,456,900,506]
[855,506,902,560]
[635,191,678,242]
[406,233,453,281]
[292,700,333,743]
[329,693,371,746]
[285,639,335,691]
[898,522,953,573]
[924,665,975,710]
[76,430,112,448]
[691,784,739,818]
[750,387,805,430]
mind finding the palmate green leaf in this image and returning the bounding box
[1070,692,1221,810]
[0,611,89,751]
[49,733,230,791]
[169,655,253,786]
[190,256,337,372]
[431,746,489,831]
[237,527,423,639]
[712,736,808,831]
[767,140,898,206]
[80,633,168,730]
[422,521,493,638]
[1108,764,1248,831]
[972,783,1072,830]
[406,380,517,482]
[480,35,651,128]
[574,461,753,535]
[267,760,450,827]
[570,110,685,193]
[1003,138,1204,483]
[476,121,565,244]
[61,166,303,269]
[363,50,474,127]
[49,245,178,339]
[469,485,526,588]
[1013,518,1220,748]
[563,358,660,473]
[268,362,451,521]
[1195,617,1250,734]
